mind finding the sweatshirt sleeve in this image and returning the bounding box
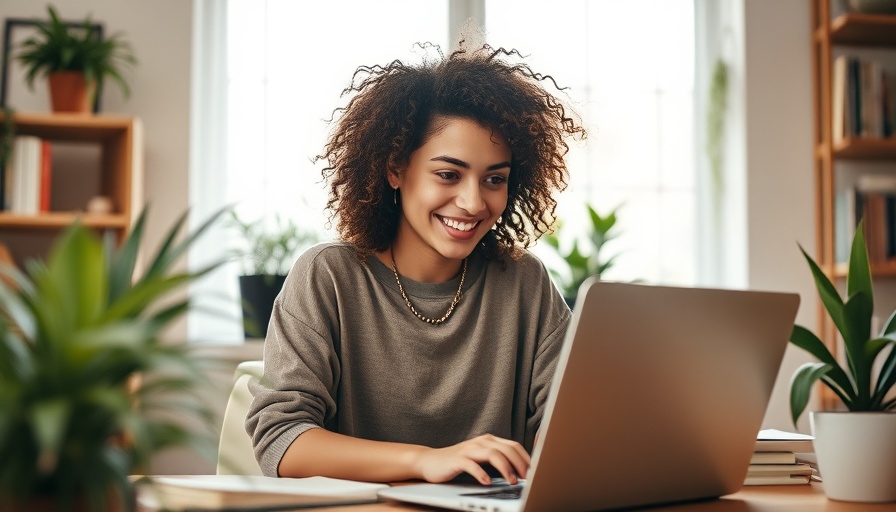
[244,247,342,476]
[525,258,571,447]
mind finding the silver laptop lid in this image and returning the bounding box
[522,279,800,511]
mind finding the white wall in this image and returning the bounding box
[740,0,819,433]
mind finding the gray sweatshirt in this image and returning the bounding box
[246,242,570,477]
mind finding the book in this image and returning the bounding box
[755,429,813,454]
[39,139,52,212]
[136,475,389,511]
[743,474,811,486]
[749,451,797,465]
[746,463,814,477]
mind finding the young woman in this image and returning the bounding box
[246,42,586,486]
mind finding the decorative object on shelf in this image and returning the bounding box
[789,220,896,503]
[0,206,229,511]
[85,195,113,214]
[11,5,136,114]
[845,0,896,14]
[228,211,319,339]
[543,203,620,307]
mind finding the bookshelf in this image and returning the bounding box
[811,1,896,407]
[0,112,143,267]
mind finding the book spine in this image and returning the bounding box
[39,140,52,213]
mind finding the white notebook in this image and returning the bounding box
[136,474,388,510]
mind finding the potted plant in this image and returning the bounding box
[789,220,896,503]
[0,207,228,511]
[228,211,319,339]
[543,203,620,307]
[14,4,137,113]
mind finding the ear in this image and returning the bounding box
[386,168,402,189]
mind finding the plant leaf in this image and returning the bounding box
[798,243,848,341]
[790,362,833,425]
[789,324,854,400]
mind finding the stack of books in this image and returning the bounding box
[746,429,816,486]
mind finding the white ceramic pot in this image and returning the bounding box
[811,411,896,502]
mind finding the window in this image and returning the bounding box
[191,0,696,343]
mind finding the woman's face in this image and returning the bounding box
[389,115,511,277]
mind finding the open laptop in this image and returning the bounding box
[378,278,800,511]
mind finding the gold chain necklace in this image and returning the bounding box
[389,248,467,325]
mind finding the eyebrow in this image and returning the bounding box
[430,155,511,172]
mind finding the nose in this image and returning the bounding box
[456,180,485,214]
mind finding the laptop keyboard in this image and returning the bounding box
[461,485,524,500]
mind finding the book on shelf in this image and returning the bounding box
[135,474,389,511]
[835,174,896,265]
[5,135,51,214]
[832,54,896,141]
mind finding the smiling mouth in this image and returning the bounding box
[438,215,480,232]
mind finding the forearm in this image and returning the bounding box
[278,428,427,483]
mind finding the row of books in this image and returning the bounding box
[832,54,896,142]
[835,174,896,264]
[1,135,52,214]
[746,429,815,486]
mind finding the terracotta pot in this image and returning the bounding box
[47,71,94,114]
[811,411,896,502]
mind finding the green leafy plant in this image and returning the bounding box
[544,203,620,299]
[15,4,137,100]
[0,207,227,511]
[789,220,896,425]
[228,211,319,276]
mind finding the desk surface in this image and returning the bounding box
[308,484,896,511]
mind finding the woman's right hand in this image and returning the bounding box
[412,434,531,485]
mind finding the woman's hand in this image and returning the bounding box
[413,434,530,485]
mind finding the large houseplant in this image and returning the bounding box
[0,207,227,511]
[789,220,896,503]
[14,4,136,113]
[228,211,318,339]
[543,203,619,306]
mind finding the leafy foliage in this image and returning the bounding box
[544,203,620,299]
[14,4,137,99]
[228,211,319,276]
[789,220,896,425]
[0,207,228,510]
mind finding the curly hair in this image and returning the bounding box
[320,43,586,261]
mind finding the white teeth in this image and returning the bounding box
[441,217,477,232]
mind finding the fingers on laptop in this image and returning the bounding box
[441,434,530,485]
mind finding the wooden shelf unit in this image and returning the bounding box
[0,112,143,266]
[810,1,896,408]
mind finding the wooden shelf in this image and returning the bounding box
[834,260,896,278]
[0,112,142,267]
[830,13,896,46]
[833,137,896,159]
[0,212,129,230]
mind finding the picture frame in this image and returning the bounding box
[0,17,105,113]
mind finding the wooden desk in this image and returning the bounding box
[301,484,896,511]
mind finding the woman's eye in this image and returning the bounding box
[485,175,508,186]
[436,171,459,180]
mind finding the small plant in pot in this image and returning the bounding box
[789,220,896,503]
[14,4,137,113]
[229,211,319,339]
[543,203,620,308]
[0,207,228,511]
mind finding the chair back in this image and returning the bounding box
[217,360,264,475]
